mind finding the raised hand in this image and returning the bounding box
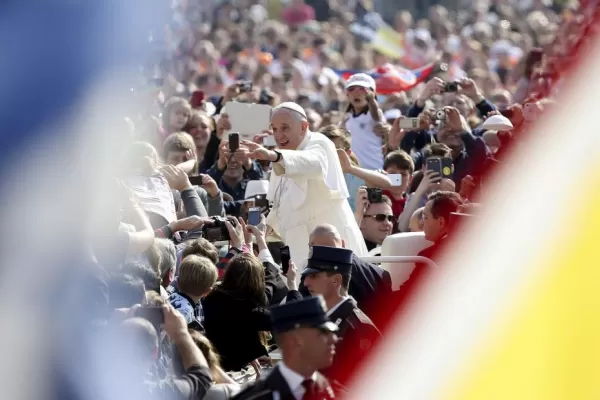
[458,175,476,201]
[336,148,353,173]
[387,117,406,150]
[458,77,483,101]
[241,140,276,162]
[160,165,193,191]
[442,106,470,133]
[197,174,218,197]
[417,77,444,105]
[169,215,213,232]
[417,169,442,196]
[224,217,244,249]
[216,113,231,139]
[217,140,230,169]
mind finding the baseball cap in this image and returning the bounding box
[345,73,376,91]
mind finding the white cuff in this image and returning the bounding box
[258,248,275,265]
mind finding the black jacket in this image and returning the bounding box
[202,261,300,371]
[322,298,381,385]
[299,254,392,320]
[232,365,335,400]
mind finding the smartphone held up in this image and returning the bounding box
[426,157,453,178]
[229,132,240,153]
[248,207,261,226]
[280,245,291,275]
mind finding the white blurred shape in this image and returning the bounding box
[348,28,600,400]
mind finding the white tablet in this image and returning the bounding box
[224,101,272,140]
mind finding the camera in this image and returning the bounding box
[253,194,269,209]
[444,81,459,92]
[435,109,446,121]
[201,216,236,242]
[238,81,253,93]
[259,88,274,105]
[366,187,383,203]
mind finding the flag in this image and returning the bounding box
[334,62,436,94]
[349,1,405,58]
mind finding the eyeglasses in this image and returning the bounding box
[364,214,394,222]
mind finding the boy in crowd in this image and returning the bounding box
[382,150,414,229]
[168,254,218,331]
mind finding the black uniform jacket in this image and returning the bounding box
[323,298,381,386]
[232,364,335,400]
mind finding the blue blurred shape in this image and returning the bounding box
[0,1,168,169]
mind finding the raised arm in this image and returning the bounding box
[337,149,392,189]
[242,139,327,179]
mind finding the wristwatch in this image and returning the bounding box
[272,150,282,163]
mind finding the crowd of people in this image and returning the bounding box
[74,0,600,399]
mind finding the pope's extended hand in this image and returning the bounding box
[241,140,276,162]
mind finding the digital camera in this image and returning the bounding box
[366,187,383,203]
[202,216,236,242]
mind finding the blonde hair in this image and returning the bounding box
[163,131,195,159]
[145,290,167,306]
[178,255,218,297]
[189,330,222,377]
[162,97,191,131]
[320,124,360,166]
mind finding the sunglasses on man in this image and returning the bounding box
[364,214,394,222]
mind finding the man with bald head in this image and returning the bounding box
[298,224,392,320]
[242,102,368,267]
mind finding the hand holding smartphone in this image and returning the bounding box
[248,207,261,226]
[398,118,420,130]
[229,132,240,153]
[280,246,290,274]
[426,157,453,178]
[388,174,402,186]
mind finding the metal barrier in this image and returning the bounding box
[359,255,439,269]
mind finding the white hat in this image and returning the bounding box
[384,109,402,121]
[414,28,432,44]
[203,101,216,117]
[481,114,513,131]
[482,130,501,153]
[345,73,376,91]
[244,180,269,201]
[272,102,307,119]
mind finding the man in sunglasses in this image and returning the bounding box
[356,189,394,252]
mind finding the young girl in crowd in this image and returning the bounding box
[162,97,192,136]
[184,111,213,162]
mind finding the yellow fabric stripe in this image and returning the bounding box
[442,174,600,400]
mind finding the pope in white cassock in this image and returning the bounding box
[242,102,367,268]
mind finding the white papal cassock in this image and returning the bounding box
[266,130,368,269]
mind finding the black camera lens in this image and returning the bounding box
[444,82,459,92]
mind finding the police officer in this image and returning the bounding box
[232,296,338,400]
[302,246,381,385]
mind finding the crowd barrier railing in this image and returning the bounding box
[359,255,439,269]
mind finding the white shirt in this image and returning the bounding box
[277,362,318,400]
[326,296,350,318]
[345,112,384,170]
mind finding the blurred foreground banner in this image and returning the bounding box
[348,18,600,400]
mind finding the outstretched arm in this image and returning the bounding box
[242,139,327,179]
